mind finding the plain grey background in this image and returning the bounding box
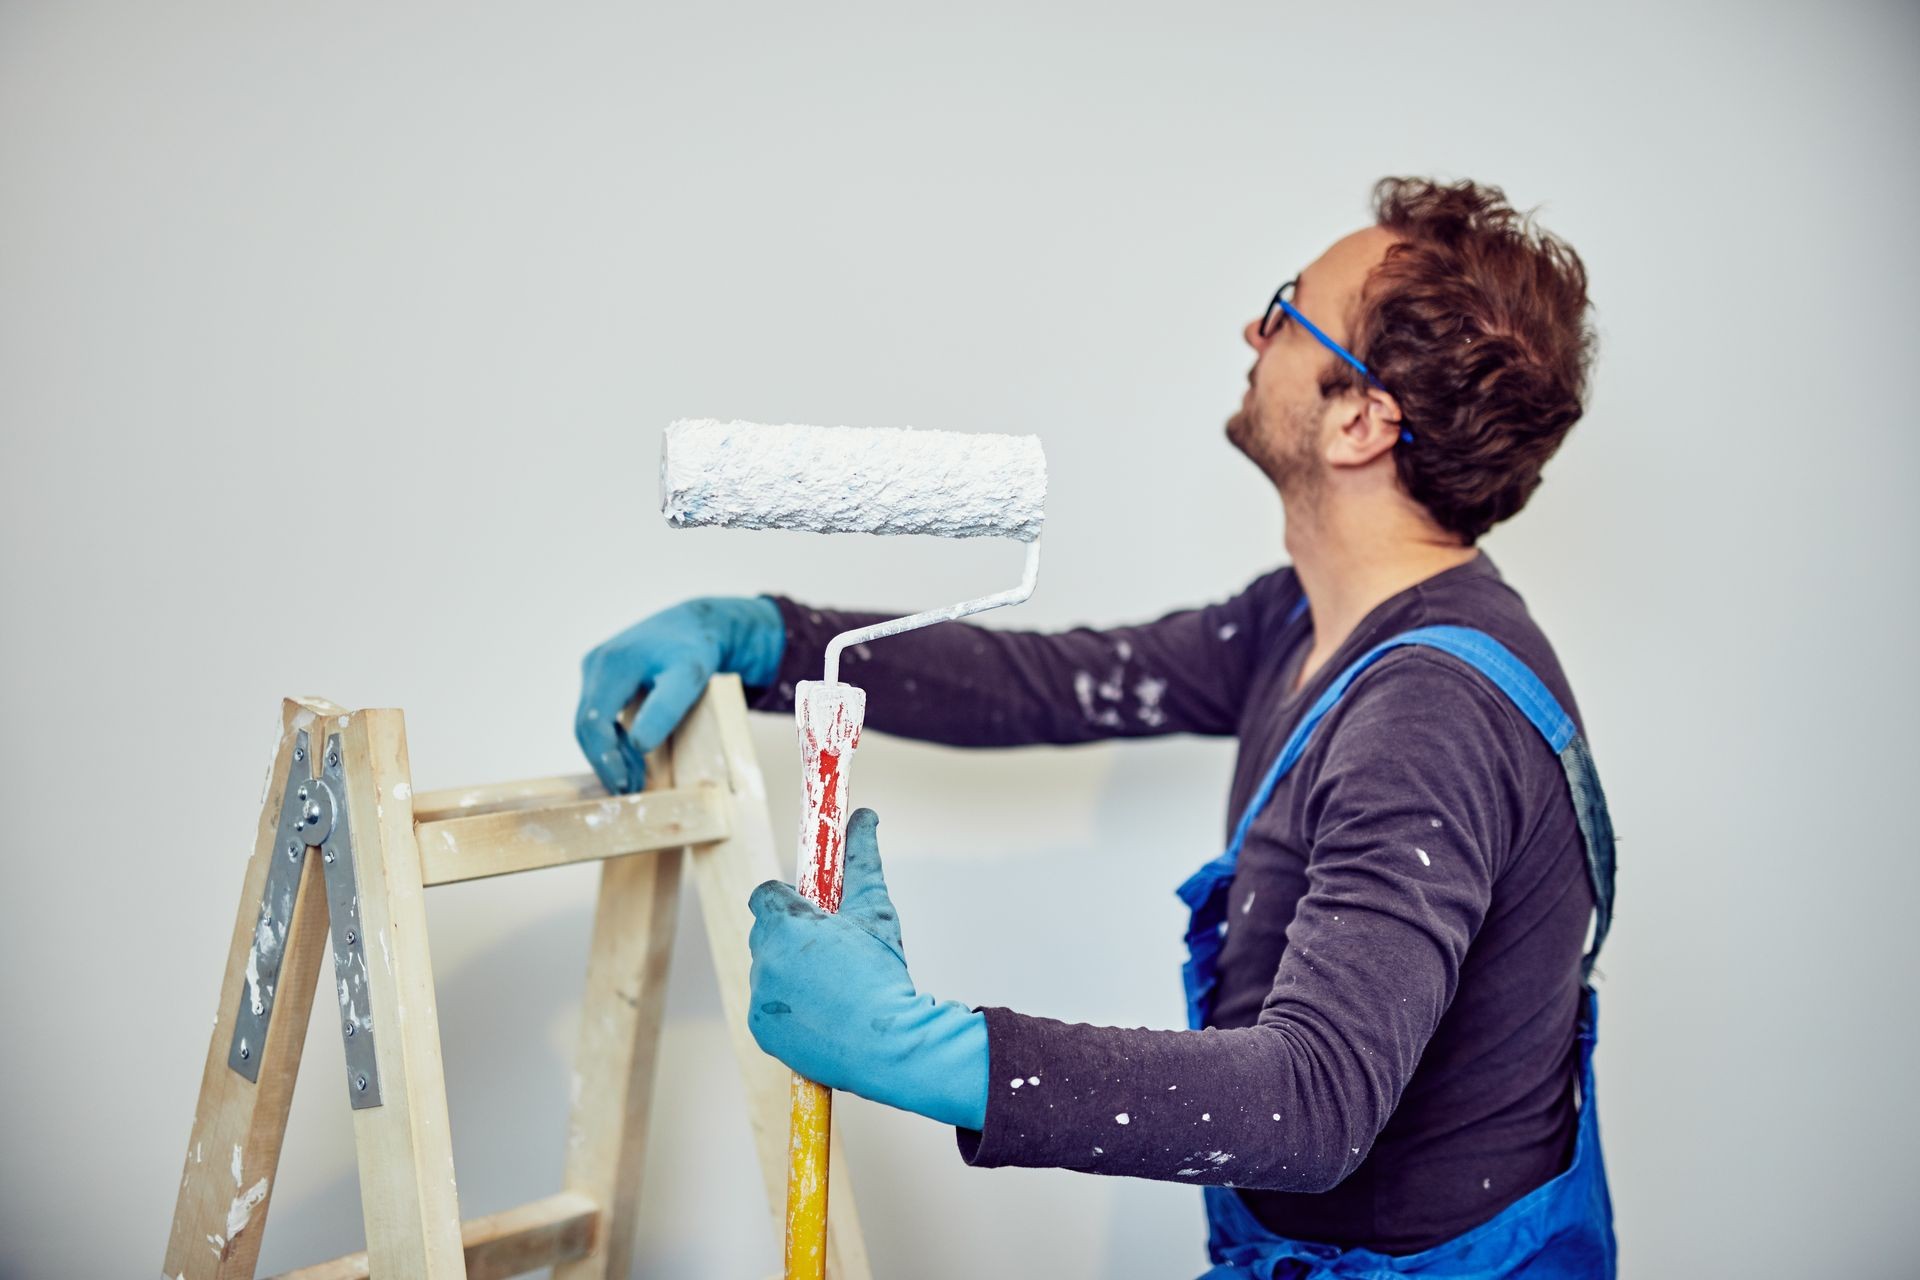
[3,2,1915,1276]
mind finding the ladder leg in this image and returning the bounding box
[334,709,465,1278]
[673,677,874,1280]
[554,746,686,1280]
[165,699,340,1280]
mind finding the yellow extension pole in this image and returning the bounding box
[785,1075,833,1280]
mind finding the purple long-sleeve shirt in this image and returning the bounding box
[750,553,1595,1255]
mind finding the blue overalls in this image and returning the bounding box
[1176,626,1618,1279]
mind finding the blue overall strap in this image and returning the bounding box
[1179,625,1615,1029]
[1389,627,1616,979]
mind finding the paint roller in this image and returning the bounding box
[660,417,1046,1280]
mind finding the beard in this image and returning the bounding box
[1227,391,1324,507]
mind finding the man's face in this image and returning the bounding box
[1226,226,1397,503]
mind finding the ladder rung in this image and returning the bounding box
[417,784,731,885]
[266,1190,601,1280]
[412,773,605,822]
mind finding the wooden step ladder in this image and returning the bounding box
[163,676,872,1280]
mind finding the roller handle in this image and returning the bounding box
[786,681,866,1280]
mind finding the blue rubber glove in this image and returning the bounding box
[748,808,989,1131]
[575,596,786,793]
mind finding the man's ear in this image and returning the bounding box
[1327,386,1404,469]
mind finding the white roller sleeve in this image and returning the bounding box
[660,419,1046,541]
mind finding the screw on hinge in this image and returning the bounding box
[294,746,306,762]
[239,1044,251,1061]
[345,930,356,944]
[327,750,340,770]
[286,840,300,860]
[355,1074,368,1092]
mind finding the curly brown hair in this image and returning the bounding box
[1322,178,1596,543]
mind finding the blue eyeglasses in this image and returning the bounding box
[1260,278,1413,444]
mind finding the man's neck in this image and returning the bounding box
[1283,499,1479,691]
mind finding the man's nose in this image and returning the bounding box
[1243,318,1269,351]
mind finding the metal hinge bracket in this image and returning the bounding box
[227,725,384,1108]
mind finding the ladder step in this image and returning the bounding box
[412,773,605,822]
[416,784,730,885]
[266,1191,601,1280]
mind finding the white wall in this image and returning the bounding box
[3,3,1915,1276]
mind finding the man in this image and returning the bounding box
[576,177,1616,1276]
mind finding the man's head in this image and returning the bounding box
[1226,178,1595,544]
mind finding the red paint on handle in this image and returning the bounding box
[796,682,865,915]
[806,748,843,909]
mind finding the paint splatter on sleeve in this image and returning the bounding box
[953,1004,1358,1193]
[954,653,1561,1204]
[747,567,1299,745]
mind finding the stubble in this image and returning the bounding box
[1228,393,1324,509]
